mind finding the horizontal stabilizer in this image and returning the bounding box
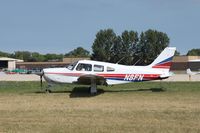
[186,68,200,75]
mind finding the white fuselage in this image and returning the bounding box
[43,60,169,85]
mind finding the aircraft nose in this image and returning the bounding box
[43,68,51,74]
[42,68,53,82]
[35,69,44,76]
[42,68,50,79]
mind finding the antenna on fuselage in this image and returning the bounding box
[133,58,141,66]
[116,52,140,65]
[116,57,141,65]
[116,57,125,64]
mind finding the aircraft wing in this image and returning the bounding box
[77,74,107,85]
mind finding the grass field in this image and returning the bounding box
[0,81,200,133]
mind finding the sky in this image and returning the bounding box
[0,0,200,55]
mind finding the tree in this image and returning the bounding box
[91,29,117,62]
[120,30,139,65]
[137,29,170,65]
[12,51,63,62]
[110,36,123,63]
[175,50,180,56]
[14,51,32,61]
[110,31,139,65]
[0,51,11,57]
[187,49,200,56]
[65,47,90,57]
[30,52,45,62]
[44,54,63,62]
[92,29,139,65]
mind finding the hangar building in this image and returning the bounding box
[16,56,200,73]
[171,56,200,73]
[1,56,199,73]
[16,57,90,70]
[0,57,23,70]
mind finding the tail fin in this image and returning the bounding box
[148,47,176,69]
[187,68,199,75]
[187,68,195,75]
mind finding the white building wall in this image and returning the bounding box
[8,61,16,70]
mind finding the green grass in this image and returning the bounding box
[0,81,200,133]
[0,81,200,93]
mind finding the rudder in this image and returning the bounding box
[148,47,176,69]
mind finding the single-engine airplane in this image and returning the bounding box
[37,47,176,94]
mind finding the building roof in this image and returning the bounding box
[189,59,200,62]
[0,57,24,62]
[16,62,66,65]
[172,56,200,62]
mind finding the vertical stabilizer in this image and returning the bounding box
[148,47,176,70]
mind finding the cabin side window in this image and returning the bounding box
[107,66,115,72]
[94,65,104,72]
[76,63,92,71]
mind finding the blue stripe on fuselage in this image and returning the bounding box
[156,56,173,65]
[106,78,149,82]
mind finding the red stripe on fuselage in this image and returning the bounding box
[45,72,160,79]
[152,62,172,69]
[46,72,83,77]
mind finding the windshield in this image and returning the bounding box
[67,61,78,70]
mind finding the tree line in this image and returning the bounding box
[92,29,170,65]
[0,28,199,64]
[0,47,90,62]
[0,51,64,62]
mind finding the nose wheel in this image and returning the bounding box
[45,84,53,93]
[45,89,52,93]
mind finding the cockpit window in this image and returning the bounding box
[76,63,92,71]
[67,61,78,70]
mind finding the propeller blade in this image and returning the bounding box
[36,70,44,89]
[35,71,43,76]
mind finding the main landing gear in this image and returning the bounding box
[90,78,97,94]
